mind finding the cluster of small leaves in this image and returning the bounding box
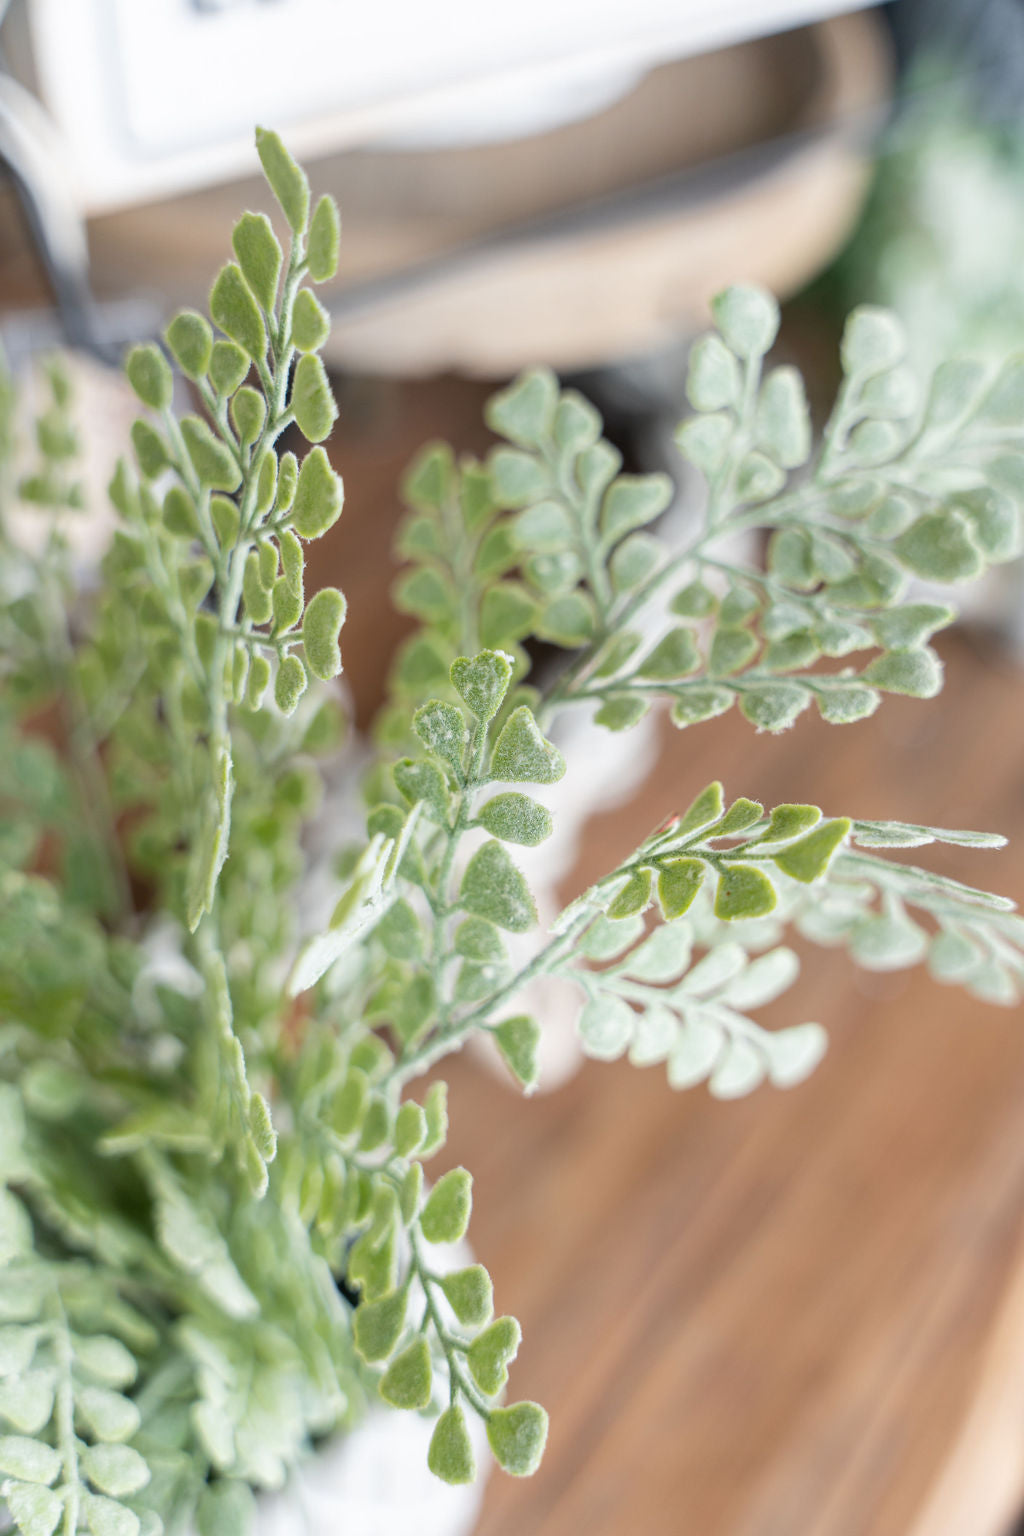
[483,371,673,649]
[387,288,1023,740]
[298,652,1021,1120]
[0,1070,163,1536]
[0,137,367,1536]
[113,126,345,933]
[279,1034,545,1483]
[139,1156,357,1506]
[382,371,674,745]
[571,916,823,1099]
[0,1263,160,1536]
[294,649,571,1096]
[0,871,365,1533]
[555,783,843,1095]
[801,821,1024,1004]
[0,1282,153,1536]
[382,444,522,744]
[558,292,1024,732]
[11,359,84,519]
[0,143,561,1536]
[544,781,1024,1096]
[0,360,128,916]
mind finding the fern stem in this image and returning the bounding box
[51,1296,80,1536]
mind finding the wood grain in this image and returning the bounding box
[429,632,1024,1536]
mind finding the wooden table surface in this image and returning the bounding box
[435,632,1024,1536]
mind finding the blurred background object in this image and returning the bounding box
[825,0,1024,366]
[811,0,1024,651]
[0,0,887,202]
[0,0,888,370]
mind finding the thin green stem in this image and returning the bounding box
[408,1228,492,1420]
[51,1295,80,1536]
[393,909,593,1087]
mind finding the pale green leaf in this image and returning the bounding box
[185,744,233,932]
[862,647,943,699]
[255,126,309,232]
[291,445,344,538]
[291,354,337,443]
[427,1406,475,1486]
[667,1018,721,1090]
[210,262,266,363]
[380,1337,432,1411]
[0,1436,61,1485]
[687,334,741,411]
[420,1168,472,1245]
[771,818,850,882]
[0,1372,55,1434]
[487,1402,548,1478]
[4,1482,63,1536]
[711,285,779,359]
[353,1291,406,1364]
[85,1494,140,1536]
[196,1480,256,1536]
[840,306,906,377]
[303,586,346,681]
[459,841,537,932]
[577,994,634,1060]
[231,211,281,312]
[710,1038,765,1099]
[764,1023,828,1088]
[125,345,172,413]
[719,947,798,1010]
[489,707,565,784]
[439,1265,493,1326]
[467,1317,520,1397]
[714,864,777,920]
[308,194,341,283]
[493,1015,541,1091]
[756,366,810,467]
[80,1444,150,1499]
[478,792,552,847]
[450,651,513,721]
[486,368,558,449]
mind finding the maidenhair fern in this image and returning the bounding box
[0,130,1021,1535]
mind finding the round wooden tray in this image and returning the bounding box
[72,11,890,375]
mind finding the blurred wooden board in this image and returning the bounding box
[431,632,1024,1536]
[0,14,889,375]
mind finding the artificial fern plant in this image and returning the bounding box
[1,128,1022,1536]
